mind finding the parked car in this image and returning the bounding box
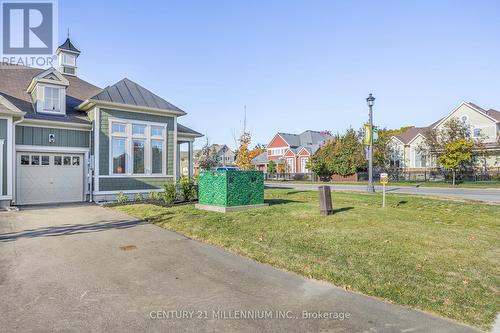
[215,167,240,171]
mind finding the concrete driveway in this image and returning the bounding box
[266,182,500,203]
[0,204,480,333]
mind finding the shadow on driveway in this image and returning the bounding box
[0,219,145,242]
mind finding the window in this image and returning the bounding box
[269,148,286,156]
[112,123,126,134]
[414,151,427,168]
[72,156,80,166]
[460,115,469,123]
[63,156,71,166]
[44,87,60,112]
[473,128,481,137]
[151,140,164,174]
[63,67,76,75]
[151,126,163,137]
[132,124,146,136]
[31,155,40,165]
[54,156,62,165]
[110,120,167,176]
[62,53,75,66]
[21,155,29,165]
[112,138,126,174]
[133,139,145,174]
[41,156,50,166]
[301,157,309,173]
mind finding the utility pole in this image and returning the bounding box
[366,93,375,193]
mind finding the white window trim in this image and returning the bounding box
[36,84,66,116]
[300,157,309,173]
[269,147,287,156]
[108,117,168,177]
[62,53,76,66]
[0,139,4,195]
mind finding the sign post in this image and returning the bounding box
[380,173,388,207]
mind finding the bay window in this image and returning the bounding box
[109,119,167,176]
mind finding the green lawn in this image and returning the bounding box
[115,189,500,330]
[266,179,500,188]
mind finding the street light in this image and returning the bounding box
[366,93,375,193]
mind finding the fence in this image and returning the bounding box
[265,168,500,183]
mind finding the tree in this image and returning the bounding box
[254,143,267,150]
[267,160,277,175]
[422,118,475,185]
[249,147,265,162]
[236,131,253,170]
[308,128,365,179]
[439,139,474,185]
[373,126,414,169]
[198,139,218,171]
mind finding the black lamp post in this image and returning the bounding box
[366,93,375,193]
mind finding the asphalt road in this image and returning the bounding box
[0,204,480,333]
[266,182,500,203]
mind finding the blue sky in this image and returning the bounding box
[59,0,500,149]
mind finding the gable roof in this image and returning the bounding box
[251,151,268,164]
[485,109,500,122]
[392,102,500,145]
[26,67,70,92]
[277,130,331,148]
[0,63,101,124]
[208,144,233,154]
[432,102,500,129]
[57,38,80,53]
[88,78,185,115]
[392,127,429,144]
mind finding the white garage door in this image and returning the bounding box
[16,152,84,205]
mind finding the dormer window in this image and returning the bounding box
[44,87,61,112]
[27,67,69,116]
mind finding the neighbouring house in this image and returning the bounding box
[0,38,202,207]
[251,131,331,173]
[193,144,236,174]
[389,102,500,170]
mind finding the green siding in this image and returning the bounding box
[99,108,174,176]
[198,171,264,207]
[99,177,173,191]
[16,126,90,148]
[0,120,7,195]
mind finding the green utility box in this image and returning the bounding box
[197,170,265,210]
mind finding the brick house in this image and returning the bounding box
[251,131,331,173]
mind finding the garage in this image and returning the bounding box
[16,152,85,205]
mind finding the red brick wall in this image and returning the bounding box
[330,173,358,182]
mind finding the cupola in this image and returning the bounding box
[56,37,80,76]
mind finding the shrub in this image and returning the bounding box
[148,191,161,201]
[178,176,196,201]
[116,192,128,204]
[134,193,144,202]
[163,182,177,204]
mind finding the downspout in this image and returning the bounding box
[88,129,93,202]
[12,116,24,205]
